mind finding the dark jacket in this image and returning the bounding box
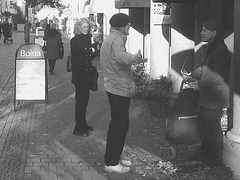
[70,33,96,85]
[192,39,231,109]
[44,29,62,60]
[2,22,10,37]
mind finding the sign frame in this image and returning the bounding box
[14,43,48,110]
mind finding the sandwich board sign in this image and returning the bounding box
[14,43,48,110]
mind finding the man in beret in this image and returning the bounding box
[100,13,147,173]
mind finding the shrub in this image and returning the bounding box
[131,64,150,97]
[144,75,173,104]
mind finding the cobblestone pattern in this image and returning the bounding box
[0,33,35,180]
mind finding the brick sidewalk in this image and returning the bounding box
[0,32,173,180]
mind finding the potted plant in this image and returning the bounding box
[144,75,173,116]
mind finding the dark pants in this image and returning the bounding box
[105,92,131,166]
[48,59,56,72]
[198,106,223,161]
[3,35,7,43]
[74,83,90,132]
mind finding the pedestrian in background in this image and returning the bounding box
[0,20,2,39]
[100,13,147,173]
[2,18,10,43]
[71,18,98,137]
[183,20,231,164]
[45,19,52,35]
[43,23,63,74]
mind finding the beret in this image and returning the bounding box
[109,13,129,27]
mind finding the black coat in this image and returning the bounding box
[70,33,95,85]
[192,39,231,109]
[2,22,10,37]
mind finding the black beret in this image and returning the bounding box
[109,13,129,27]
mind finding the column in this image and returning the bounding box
[224,0,240,176]
[150,1,171,78]
[226,0,240,144]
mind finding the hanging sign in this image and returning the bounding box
[152,2,171,25]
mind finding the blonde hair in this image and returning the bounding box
[73,18,91,35]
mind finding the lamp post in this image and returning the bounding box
[24,0,30,43]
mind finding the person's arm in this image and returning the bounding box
[70,38,78,59]
[112,37,145,65]
[57,33,63,45]
[198,53,226,89]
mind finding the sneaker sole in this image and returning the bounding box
[121,160,131,166]
[104,167,130,173]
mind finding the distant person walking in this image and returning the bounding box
[0,20,2,39]
[100,13,147,173]
[70,18,98,137]
[2,19,10,43]
[43,23,63,74]
[45,19,52,35]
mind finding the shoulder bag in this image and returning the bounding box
[59,42,64,60]
[89,66,99,91]
[66,55,72,72]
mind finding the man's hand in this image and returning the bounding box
[134,50,148,64]
[135,50,142,59]
[139,58,148,63]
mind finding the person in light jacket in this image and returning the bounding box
[100,13,147,173]
[44,23,62,74]
[184,20,231,164]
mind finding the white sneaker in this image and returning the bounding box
[104,163,130,173]
[121,159,131,166]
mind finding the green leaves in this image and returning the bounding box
[131,64,173,103]
[144,76,173,103]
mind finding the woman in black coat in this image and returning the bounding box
[71,18,97,137]
[184,20,231,163]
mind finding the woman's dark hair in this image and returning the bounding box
[203,20,224,40]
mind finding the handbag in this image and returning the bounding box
[59,43,64,60]
[89,66,99,91]
[66,55,72,72]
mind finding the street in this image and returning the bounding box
[0,31,238,180]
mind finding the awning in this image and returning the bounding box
[115,0,198,9]
[115,0,150,8]
[152,0,198,2]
